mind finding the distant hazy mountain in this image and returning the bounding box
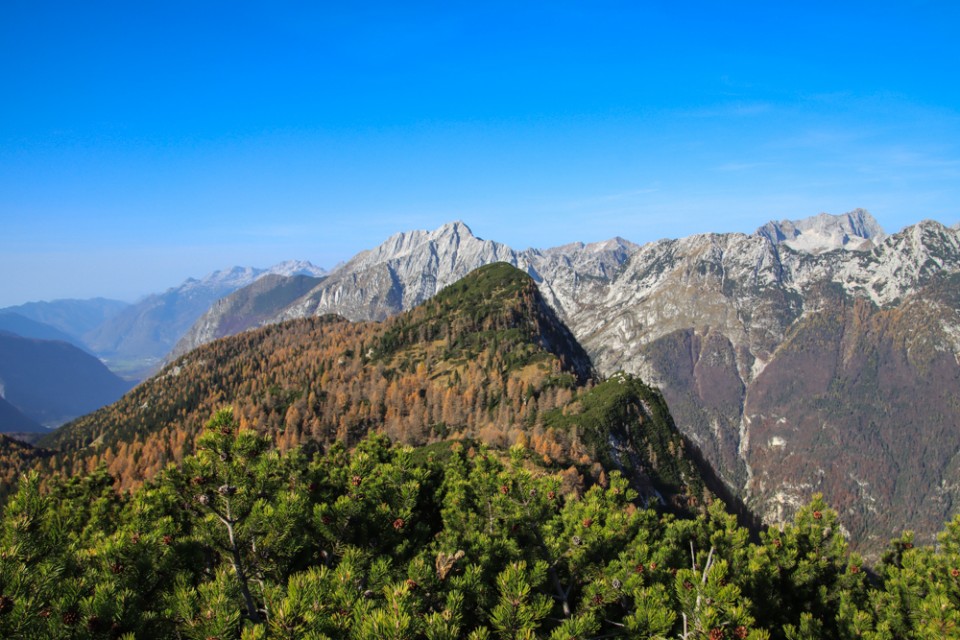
[82,261,326,377]
[0,332,134,428]
[169,273,325,359]
[0,395,44,434]
[0,312,90,351]
[0,298,129,341]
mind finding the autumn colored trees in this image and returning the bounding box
[28,264,597,492]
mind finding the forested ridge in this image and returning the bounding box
[1,263,960,638]
[6,264,701,509]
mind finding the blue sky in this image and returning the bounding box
[2,1,959,306]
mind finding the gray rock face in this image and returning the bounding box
[279,222,522,321]
[567,216,960,553]
[169,273,325,360]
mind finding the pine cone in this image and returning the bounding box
[0,595,13,616]
[62,609,80,626]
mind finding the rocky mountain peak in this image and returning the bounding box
[266,260,327,278]
[348,220,484,267]
[756,208,886,254]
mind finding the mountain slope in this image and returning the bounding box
[39,263,594,486]
[0,332,134,428]
[568,218,960,552]
[168,273,324,359]
[163,211,960,552]
[36,264,707,512]
[743,275,960,549]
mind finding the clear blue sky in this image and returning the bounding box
[2,1,959,306]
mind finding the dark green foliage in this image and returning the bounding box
[542,372,706,505]
[5,412,960,639]
[375,263,591,381]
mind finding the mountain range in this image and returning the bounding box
[0,261,328,380]
[5,208,960,555]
